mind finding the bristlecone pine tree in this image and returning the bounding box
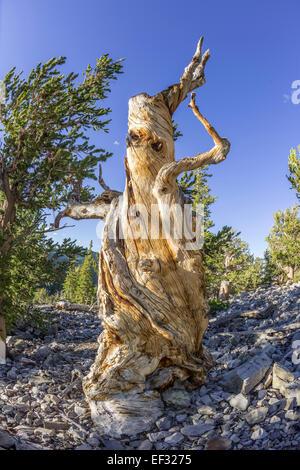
[288,146,300,200]
[0,54,123,350]
[63,243,97,304]
[55,38,231,432]
[266,205,300,283]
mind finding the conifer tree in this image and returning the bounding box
[288,146,300,200]
[266,205,300,283]
[62,242,98,304]
[76,242,97,304]
[179,166,216,229]
[0,54,123,340]
[62,259,80,302]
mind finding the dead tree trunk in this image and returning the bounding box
[283,266,295,284]
[218,280,231,301]
[55,38,230,434]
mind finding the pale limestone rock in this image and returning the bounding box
[221,354,272,394]
[245,407,268,425]
[229,393,250,411]
[88,390,164,437]
[272,363,294,390]
[282,380,300,405]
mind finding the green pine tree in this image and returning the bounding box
[76,242,98,304]
[0,54,123,338]
[288,146,300,200]
[62,259,81,302]
[62,242,98,305]
[266,205,300,283]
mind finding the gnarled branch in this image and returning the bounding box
[52,165,122,229]
[52,189,121,229]
[154,92,230,196]
[160,37,210,115]
[98,164,111,191]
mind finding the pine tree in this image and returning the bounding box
[288,146,300,200]
[261,249,281,285]
[0,54,123,339]
[179,166,216,229]
[76,243,98,304]
[62,259,81,302]
[62,242,98,304]
[266,205,300,283]
[179,170,264,298]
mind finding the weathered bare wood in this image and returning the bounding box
[54,301,98,313]
[56,38,230,433]
[210,304,276,328]
[218,280,231,301]
[213,322,300,338]
[154,93,230,199]
[160,37,210,114]
[53,165,122,229]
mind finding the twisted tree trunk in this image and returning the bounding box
[56,38,230,435]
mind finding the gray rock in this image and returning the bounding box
[199,385,208,396]
[199,395,212,406]
[229,393,250,411]
[34,346,52,361]
[15,440,50,450]
[102,439,124,450]
[251,426,266,440]
[162,389,191,409]
[75,444,92,450]
[89,390,164,437]
[282,380,300,405]
[181,423,214,437]
[205,438,232,450]
[197,405,215,416]
[176,414,187,423]
[0,430,16,449]
[138,440,153,450]
[257,390,267,399]
[147,431,171,442]
[156,416,172,431]
[6,367,18,380]
[245,407,268,425]
[210,391,225,403]
[272,363,294,390]
[164,432,184,445]
[43,421,69,431]
[285,410,300,421]
[220,354,272,394]
[269,415,281,424]
[86,437,100,447]
[74,405,86,416]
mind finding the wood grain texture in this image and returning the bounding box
[55,38,230,427]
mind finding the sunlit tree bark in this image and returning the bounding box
[56,38,230,431]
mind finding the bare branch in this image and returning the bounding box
[52,189,122,229]
[160,37,210,115]
[38,224,75,234]
[98,164,111,191]
[188,92,224,146]
[154,92,230,195]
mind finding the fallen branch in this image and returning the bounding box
[213,322,300,338]
[210,304,276,328]
[54,301,98,313]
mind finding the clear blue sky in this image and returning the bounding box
[0,0,299,256]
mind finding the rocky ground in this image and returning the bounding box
[0,282,299,451]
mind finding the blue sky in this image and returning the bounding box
[0,0,299,256]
